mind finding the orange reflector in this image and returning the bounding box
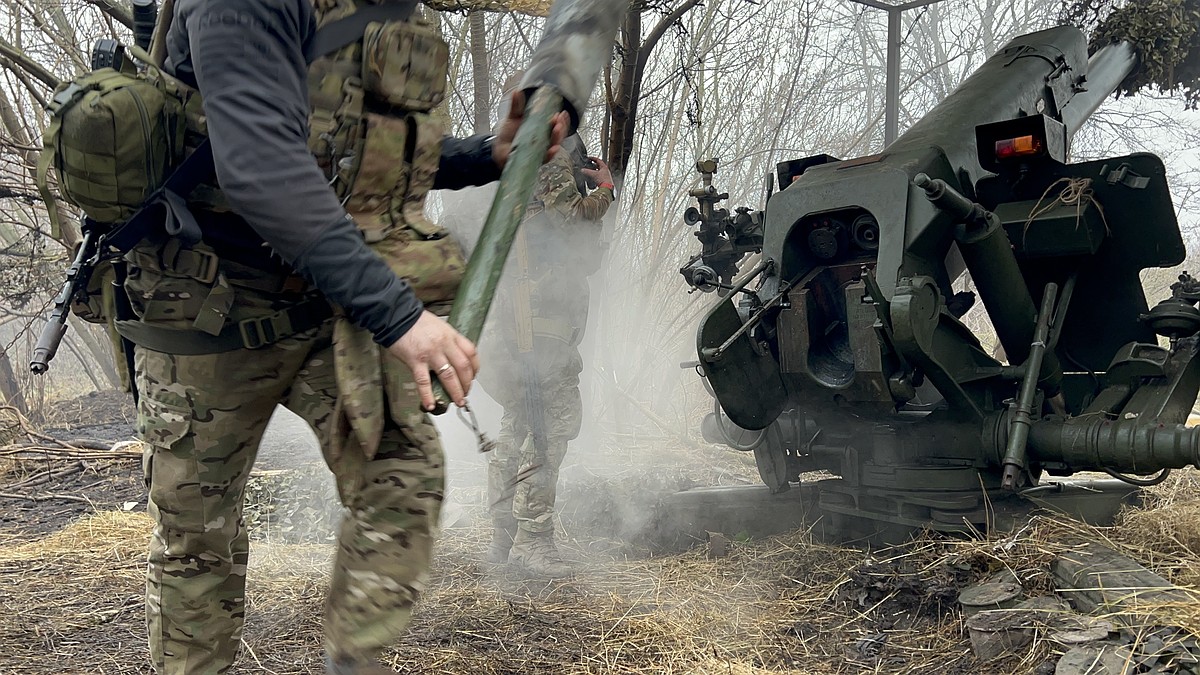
[994,135,1042,159]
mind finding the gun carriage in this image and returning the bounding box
[681,26,1200,542]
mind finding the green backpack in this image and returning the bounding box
[35,45,189,240]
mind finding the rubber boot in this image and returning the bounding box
[509,528,574,578]
[486,515,518,564]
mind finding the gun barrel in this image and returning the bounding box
[1061,41,1138,136]
[30,321,67,374]
[1026,414,1200,474]
[131,0,158,52]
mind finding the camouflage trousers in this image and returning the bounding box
[482,338,582,534]
[130,266,443,674]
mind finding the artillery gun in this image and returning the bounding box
[679,25,1200,543]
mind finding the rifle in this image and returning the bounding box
[30,219,105,374]
[31,216,142,403]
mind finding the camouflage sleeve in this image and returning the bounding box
[572,186,614,221]
[537,159,614,222]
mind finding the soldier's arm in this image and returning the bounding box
[570,186,614,221]
[178,0,421,347]
[434,135,502,190]
[540,162,613,222]
[436,91,569,191]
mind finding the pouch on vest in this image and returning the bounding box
[362,18,448,111]
[345,107,465,316]
[36,45,189,242]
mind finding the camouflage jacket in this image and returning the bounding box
[488,150,614,345]
[523,151,614,276]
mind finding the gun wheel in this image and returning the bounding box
[713,398,766,451]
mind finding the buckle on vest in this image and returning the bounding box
[159,239,220,285]
[50,83,85,110]
[238,310,293,349]
[186,249,220,285]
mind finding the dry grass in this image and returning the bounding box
[5,459,1200,673]
[0,503,1070,674]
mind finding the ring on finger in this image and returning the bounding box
[437,363,453,374]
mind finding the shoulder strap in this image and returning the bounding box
[101,139,213,253]
[35,112,65,240]
[307,0,418,63]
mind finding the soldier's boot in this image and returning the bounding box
[509,528,575,578]
[486,515,518,564]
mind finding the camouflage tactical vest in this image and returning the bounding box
[170,0,463,315]
[308,0,462,313]
[309,0,445,232]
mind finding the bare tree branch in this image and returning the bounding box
[425,0,551,16]
[0,185,42,204]
[81,0,134,28]
[641,0,702,62]
[1,58,50,109]
[0,38,59,89]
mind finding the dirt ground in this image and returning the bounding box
[4,392,1200,674]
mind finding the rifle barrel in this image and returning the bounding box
[131,0,158,52]
[30,322,67,374]
[30,227,100,374]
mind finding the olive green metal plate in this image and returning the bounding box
[697,297,788,430]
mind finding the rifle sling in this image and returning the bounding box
[102,139,213,254]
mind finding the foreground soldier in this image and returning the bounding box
[127,0,567,673]
[482,129,615,577]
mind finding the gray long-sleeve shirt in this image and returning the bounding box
[165,0,499,346]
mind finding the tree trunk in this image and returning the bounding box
[603,0,702,178]
[68,316,122,389]
[0,347,28,415]
[605,8,640,177]
[468,11,491,134]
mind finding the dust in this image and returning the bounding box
[432,148,742,553]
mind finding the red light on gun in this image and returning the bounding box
[994,135,1042,160]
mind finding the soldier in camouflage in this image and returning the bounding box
[124,1,567,674]
[480,122,615,578]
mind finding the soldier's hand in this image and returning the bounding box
[491,89,570,169]
[581,157,614,187]
[387,310,480,411]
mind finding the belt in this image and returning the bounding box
[127,246,310,294]
[115,295,334,355]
